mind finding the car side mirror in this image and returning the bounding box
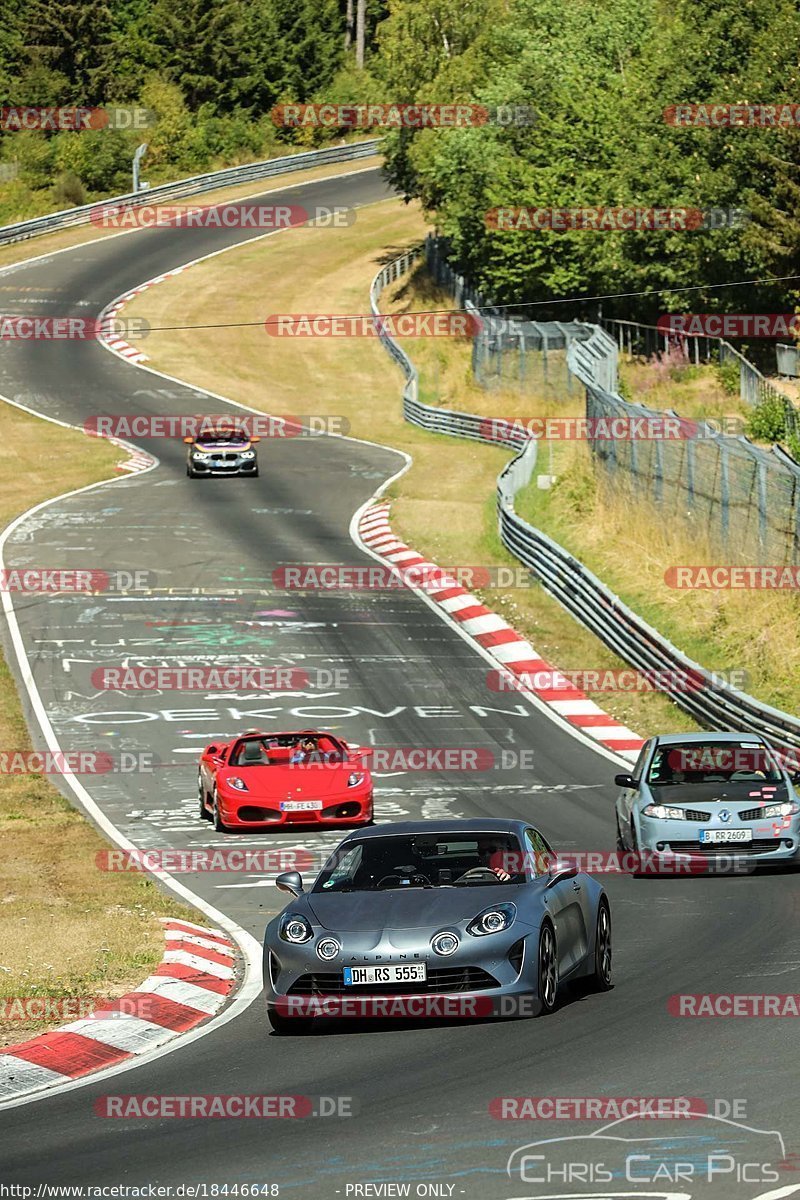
[546,863,578,888]
[276,871,304,897]
[791,770,800,786]
[614,773,637,789]
[183,436,194,444]
[250,436,260,443]
[205,744,219,756]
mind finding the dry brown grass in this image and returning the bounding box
[0,409,194,1048]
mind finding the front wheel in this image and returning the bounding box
[588,901,613,991]
[537,924,558,1015]
[198,775,211,820]
[212,789,229,833]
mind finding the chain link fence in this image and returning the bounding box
[425,235,800,562]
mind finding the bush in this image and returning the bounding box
[715,359,740,396]
[51,170,86,208]
[746,393,790,444]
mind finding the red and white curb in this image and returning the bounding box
[106,433,155,474]
[359,502,645,762]
[0,918,238,1101]
[99,267,187,366]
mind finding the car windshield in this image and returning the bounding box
[647,741,782,785]
[230,735,344,766]
[313,833,524,892]
[196,429,247,445]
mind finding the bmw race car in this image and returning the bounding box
[198,730,374,832]
[615,731,800,868]
[263,818,612,1033]
[185,424,259,477]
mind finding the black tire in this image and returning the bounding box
[198,775,211,820]
[537,923,558,1015]
[212,789,229,834]
[252,468,259,478]
[267,1008,313,1035]
[588,900,613,991]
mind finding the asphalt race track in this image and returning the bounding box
[1,166,799,1200]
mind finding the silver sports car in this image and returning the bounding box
[263,818,612,1033]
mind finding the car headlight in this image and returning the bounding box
[431,931,459,956]
[347,772,365,788]
[643,804,686,820]
[240,450,256,460]
[192,451,210,460]
[316,937,340,960]
[467,903,516,937]
[762,802,800,818]
[279,913,313,944]
[227,776,248,791]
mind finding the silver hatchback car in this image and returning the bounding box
[615,731,800,870]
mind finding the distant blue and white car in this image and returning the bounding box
[614,731,800,868]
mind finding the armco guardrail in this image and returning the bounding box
[0,140,380,247]
[371,244,800,753]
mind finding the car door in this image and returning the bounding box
[200,741,227,792]
[525,830,587,976]
[617,739,652,837]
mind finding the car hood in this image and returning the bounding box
[649,780,790,805]
[195,440,252,451]
[305,885,519,931]
[219,764,360,798]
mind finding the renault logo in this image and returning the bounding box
[719,809,731,823]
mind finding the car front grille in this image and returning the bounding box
[738,806,768,821]
[684,809,711,822]
[287,966,499,996]
[210,453,239,462]
[666,839,782,856]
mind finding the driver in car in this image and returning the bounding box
[455,837,512,883]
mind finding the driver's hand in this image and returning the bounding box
[492,867,511,881]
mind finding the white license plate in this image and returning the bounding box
[280,800,323,811]
[343,964,427,986]
[699,828,753,844]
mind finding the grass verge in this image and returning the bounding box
[0,410,195,1049]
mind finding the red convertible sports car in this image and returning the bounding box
[197,730,374,832]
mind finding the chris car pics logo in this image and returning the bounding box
[505,1112,798,1197]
